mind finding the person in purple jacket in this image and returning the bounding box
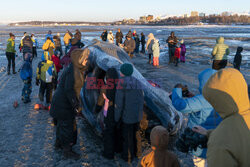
[180,39,186,63]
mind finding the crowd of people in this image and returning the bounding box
[4,28,249,167]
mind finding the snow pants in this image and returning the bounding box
[22,79,32,103]
[39,81,53,104]
[6,52,15,73]
[153,57,159,66]
[122,122,141,162]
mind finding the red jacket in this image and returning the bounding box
[174,47,181,59]
[52,55,63,73]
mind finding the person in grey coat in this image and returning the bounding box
[115,63,144,162]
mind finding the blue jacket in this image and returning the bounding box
[20,55,33,80]
[172,69,222,158]
[45,34,54,43]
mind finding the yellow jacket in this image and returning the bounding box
[203,68,250,167]
[64,32,72,45]
[42,39,55,56]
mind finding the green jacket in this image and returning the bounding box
[6,38,16,53]
[211,37,230,60]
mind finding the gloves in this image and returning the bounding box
[36,78,40,86]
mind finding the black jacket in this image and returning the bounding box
[22,36,33,53]
[101,32,108,41]
[115,32,123,44]
[141,35,146,44]
[167,36,178,48]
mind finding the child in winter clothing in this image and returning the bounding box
[139,126,180,167]
[36,52,57,108]
[152,39,160,67]
[174,46,181,67]
[180,39,186,63]
[20,53,33,103]
[51,51,63,89]
[233,47,243,71]
[146,33,155,64]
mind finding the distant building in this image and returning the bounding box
[183,14,189,18]
[199,13,206,17]
[221,11,230,16]
[146,15,154,22]
[191,11,199,17]
[139,16,147,22]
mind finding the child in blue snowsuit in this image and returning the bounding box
[20,53,33,103]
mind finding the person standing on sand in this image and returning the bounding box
[211,37,230,70]
[107,31,114,44]
[64,30,73,54]
[21,35,33,61]
[50,48,89,160]
[6,33,17,75]
[167,32,178,64]
[146,33,155,64]
[152,39,160,67]
[101,30,108,42]
[73,29,84,48]
[115,28,123,45]
[233,47,243,71]
[31,34,38,58]
[123,34,136,58]
[53,33,63,58]
[42,37,55,57]
[180,39,186,63]
[140,32,146,54]
[134,32,140,54]
[45,30,54,42]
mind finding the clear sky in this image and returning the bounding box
[0,0,249,23]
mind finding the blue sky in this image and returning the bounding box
[0,0,249,23]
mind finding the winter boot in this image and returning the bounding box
[63,146,80,160]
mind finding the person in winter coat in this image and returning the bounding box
[193,68,250,167]
[42,37,55,57]
[60,46,78,68]
[146,33,155,64]
[233,47,243,71]
[211,37,230,70]
[134,33,140,54]
[180,39,186,63]
[31,34,38,58]
[20,53,33,103]
[21,35,33,60]
[123,34,136,58]
[102,68,122,159]
[140,33,146,54]
[126,30,133,39]
[45,30,53,42]
[167,32,178,64]
[6,33,16,75]
[115,63,144,162]
[73,29,84,48]
[107,31,114,44]
[52,51,63,74]
[36,52,57,108]
[172,69,222,159]
[19,32,27,52]
[64,30,73,54]
[115,28,123,45]
[101,30,108,41]
[139,126,180,167]
[50,48,89,160]
[53,34,63,58]
[174,46,181,67]
[152,39,160,67]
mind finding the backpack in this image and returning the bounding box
[38,61,55,83]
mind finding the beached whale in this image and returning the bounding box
[80,40,183,136]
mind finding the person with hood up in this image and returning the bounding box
[115,28,123,45]
[134,32,140,54]
[42,37,55,57]
[45,30,53,42]
[53,33,63,58]
[171,69,222,160]
[101,30,108,41]
[152,39,160,67]
[107,31,114,44]
[138,126,180,167]
[233,47,243,71]
[6,33,16,75]
[180,39,186,63]
[36,52,57,109]
[123,34,136,58]
[31,34,38,58]
[21,35,33,60]
[193,68,250,167]
[140,32,146,54]
[167,32,178,64]
[50,48,89,160]
[101,68,122,159]
[146,33,155,64]
[211,37,230,70]
[115,63,144,162]
[64,30,73,54]
[20,53,33,103]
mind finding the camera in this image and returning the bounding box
[176,127,208,153]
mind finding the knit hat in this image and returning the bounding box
[120,63,133,76]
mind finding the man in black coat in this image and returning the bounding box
[101,30,108,42]
[233,47,243,71]
[140,32,146,54]
[50,48,89,160]
[167,32,178,64]
[115,28,123,46]
[22,35,33,60]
